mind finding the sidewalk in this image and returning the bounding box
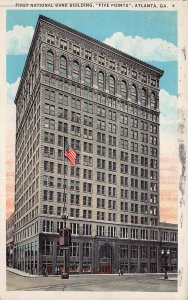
[7,267,178,281]
[7,267,42,278]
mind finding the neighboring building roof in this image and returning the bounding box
[6,212,14,224]
[159,222,178,229]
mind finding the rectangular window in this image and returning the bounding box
[131,118,138,128]
[108,161,116,172]
[73,45,80,55]
[97,132,106,143]
[58,107,68,119]
[109,60,115,70]
[83,224,92,235]
[58,94,68,106]
[97,145,106,156]
[70,223,80,235]
[108,148,116,159]
[83,155,93,166]
[43,220,53,232]
[83,102,93,113]
[98,55,105,65]
[140,229,148,240]
[109,110,116,121]
[71,98,81,110]
[151,78,156,87]
[71,125,81,137]
[47,34,55,45]
[83,182,92,193]
[85,50,92,60]
[109,135,116,146]
[84,115,93,127]
[44,161,54,173]
[83,196,92,206]
[108,226,116,237]
[44,118,55,130]
[97,106,106,118]
[131,142,138,152]
[58,121,68,133]
[60,39,67,50]
[83,128,93,140]
[96,225,105,236]
[131,130,138,140]
[97,185,106,195]
[44,146,54,159]
[130,229,138,239]
[97,198,105,209]
[97,158,106,169]
[70,242,80,257]
[141,74,147,83]
[121,66,127,75]
[132,70,137,79]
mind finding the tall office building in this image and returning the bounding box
[14,15,177,275]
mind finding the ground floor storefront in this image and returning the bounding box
[12,234,178,275]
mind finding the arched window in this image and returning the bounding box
[131,85,137,103]
[98,72,104,91]
[141,89,147,106]
[47,51,54,71]
[85,66,92,86]
[72,61,80,81]
[60,56,67,77]
[109,76,115,95]
[121,81,127,99]
[150,93,156,109]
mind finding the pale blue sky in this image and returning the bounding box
[6,10,178,96]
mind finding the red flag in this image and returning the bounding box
[64,141,76,166]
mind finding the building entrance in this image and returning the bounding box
[42,262,52,275]
[99,244,113,274]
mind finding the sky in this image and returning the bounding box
[6,10,178,223]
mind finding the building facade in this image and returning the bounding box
[13,15,178,275]
[6,212,14,267]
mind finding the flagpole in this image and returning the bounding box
[60,137,76,278]
[63,136,66,228]
[61,135,69,279]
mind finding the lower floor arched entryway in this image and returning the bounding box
[99,244,113,274]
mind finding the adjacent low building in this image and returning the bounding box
[6,212,14,267]
[13,15,178,275]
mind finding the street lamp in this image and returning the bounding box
[61,210,69,229]
[161,249,170,279]
[59,210,71,279]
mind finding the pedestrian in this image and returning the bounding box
[121,269,124,276]
[118,268,121,276]
[45,268,48,277]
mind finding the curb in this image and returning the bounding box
[7,269,178,280]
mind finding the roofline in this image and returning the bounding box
[14,17,41,104]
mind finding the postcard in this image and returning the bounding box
[1,0,188,299]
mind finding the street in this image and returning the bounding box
[7,271,178,292]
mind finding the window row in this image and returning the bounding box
[42,219,161,240]
[46,51,158,108]
[46,36,158,88]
